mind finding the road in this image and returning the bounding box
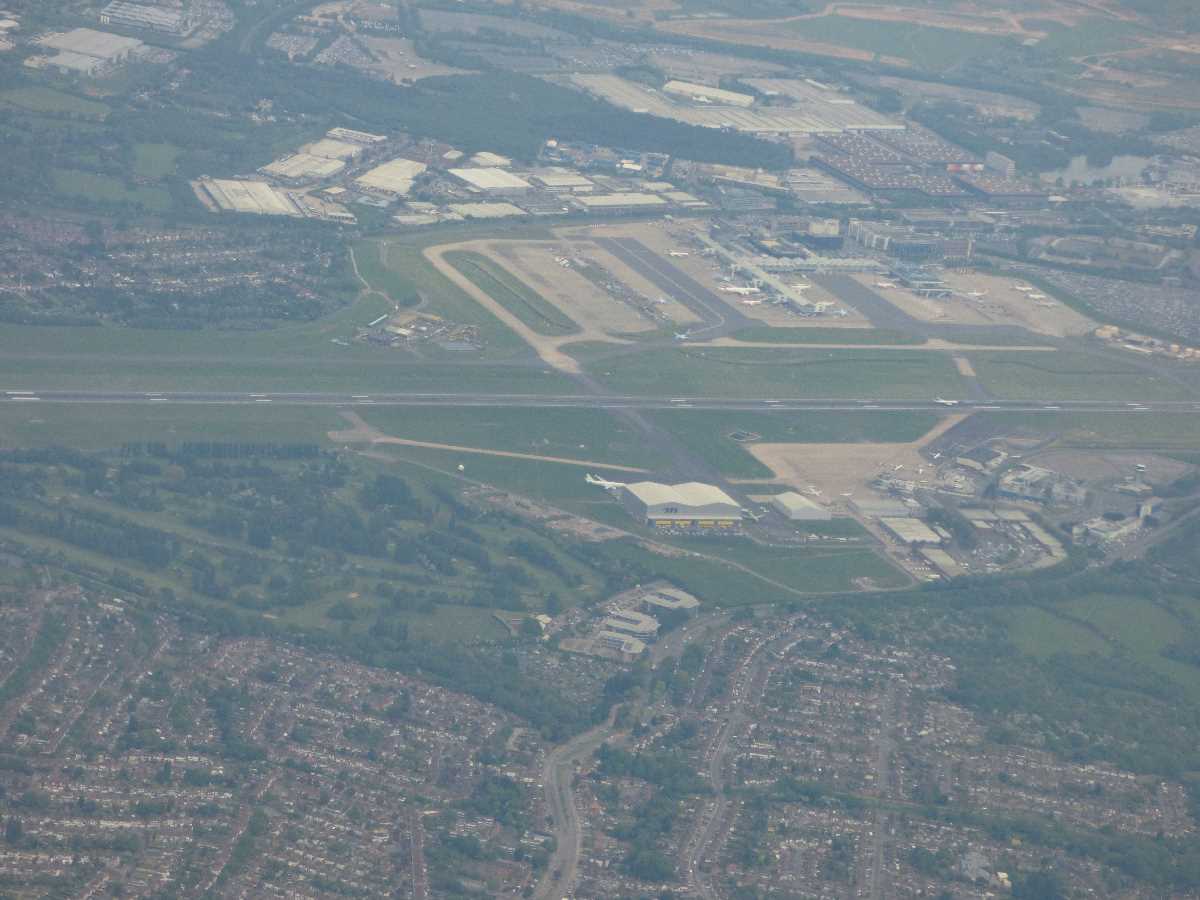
[4,389,1198,415]
[535,709,618,900]
[536,612,728,899]
[684,628,792,898]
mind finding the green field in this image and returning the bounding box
[356,407,667,471]
[52,169,172,213]
[590,538,905,603]
[1028,17,1141,58]
[1060,594,1200,701]
[0,403,343,450]
[781,14,1018,70]
[596,347,965,399]
[132,142,179,180]
[1,86,110,119]
[1005,606,1110,660]
[0,352,575,395]
[444,251,580,337]
[969,352,1198,402]
[732,326,923,345]
[650,409,943,477]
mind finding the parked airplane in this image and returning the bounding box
[668,250,690,257]
[720,284,761,295]
[935,397,960,406]
[585,473,624,490]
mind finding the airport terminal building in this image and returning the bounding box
[620,481,743,529]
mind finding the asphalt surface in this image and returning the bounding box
[595,236,752,339]
[5,389,1196,414]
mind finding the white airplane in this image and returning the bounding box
[668,250,690,258]
[935,397,960,407]
[720,284,761,295]
[962,290,988,298]
[674,332,691,341]
[585,473,624,490]
[875,281,895,289]
[931,452,942,460]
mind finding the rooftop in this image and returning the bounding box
[624,481,740,509]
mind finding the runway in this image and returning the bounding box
[3,389,1196,415]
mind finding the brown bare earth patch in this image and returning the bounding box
[735,415,965,504]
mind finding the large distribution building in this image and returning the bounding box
[771,492,832,522]
[620,481,743,529]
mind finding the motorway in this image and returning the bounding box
[3,390,1198,414]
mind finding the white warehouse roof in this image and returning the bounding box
[624,481,739,509]
[355,157,427,194]
[772,491,832,520]
[448,167,532,192]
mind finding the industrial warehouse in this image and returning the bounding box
[619,481,744,529]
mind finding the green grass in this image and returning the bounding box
[969,352,1197,402]
[0,353,576,395]
[1028,17,1141,58]
[353,240,420,309]
[780,14,1018,70]
[649,409,943,478]
[591,539,904,603]
[0,404,342,450]
[132,143,179,180]
[378,229,556,359]
[1005,606,1110,660]
[444,250,580,337]
[52,169,172,213]
[356,407,667,471]
[594,348,965,399]
[732,326,923,345]
[1059,594,1200,701]
[0,86,110,119]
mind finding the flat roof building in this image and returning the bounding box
[38,27,142,60]
[326,127,387,145]
[355,158,427,195]
[663,80,756,108]
[572,192,668,213]
[643,587,700,611]
[100,1,187,34]
[596,631,646,656]
[771,492,833,521]
[881,517,943,546]
[201,179,301,217]
[604,610,660,637]
[302,138,364,160]
[260,153,346,181]
[448,167,532,194]
[621,481,742,528]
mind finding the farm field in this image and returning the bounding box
[594,347,966,399]
[0,86,110,119]
[132,142,179,180]
[52,169,172,213]
[650,409,943,478]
